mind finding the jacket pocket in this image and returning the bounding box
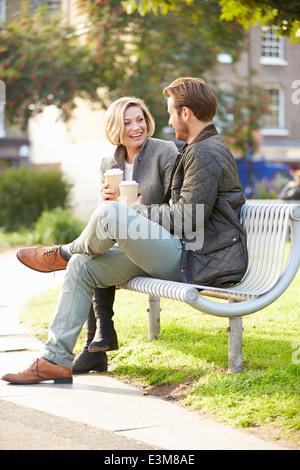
[199,228,240,255]
[187,228,247,287]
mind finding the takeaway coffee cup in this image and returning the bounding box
[104,169,124,200]
[119,180,139,201]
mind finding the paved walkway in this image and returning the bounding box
[0,249,287,451]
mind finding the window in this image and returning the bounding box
[0,66,5,138]
[33,1,61,10]
[262,28,282,58]
[0,104,5,138]
[217,53,233,64]
[214,84,234,133]
[260,86,289,136]
[264,88,281,128]
[0,0,6,23]
[260,27,288,65]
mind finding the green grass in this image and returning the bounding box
[20,266,300,448]
[0,228,35,249]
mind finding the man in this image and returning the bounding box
[1,77,247,385]
[279,169,300,201]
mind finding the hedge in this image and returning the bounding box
[0,167,72,231]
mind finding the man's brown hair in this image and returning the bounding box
[163,77,217,122]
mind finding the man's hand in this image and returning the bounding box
[117,195,143,207]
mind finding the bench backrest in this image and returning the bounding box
[237,203,298,296]
[121,203,300,306]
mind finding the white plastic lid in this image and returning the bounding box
[104,169,124,176]
[119,180,138,185]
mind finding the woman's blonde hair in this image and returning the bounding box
[104,97,155,146]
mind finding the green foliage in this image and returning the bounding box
[83,0,245,133]
[0,227,34,249]
[33,207,85,245]
[0,4,100,128]
[124,0,178,15]
[254,179,278,199]
[219,0,300,44]
[0,167,72,231]
[0,0,269,139]
[0,1,246,134]
[123,0,300,43]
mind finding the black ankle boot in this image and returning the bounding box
[72,304,108,374]
[72,347,108,374]
[88,286,119,352]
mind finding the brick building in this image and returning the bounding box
[215,24,300,169]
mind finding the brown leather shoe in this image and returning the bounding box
[1,358,72,384]
[17,245,68,272]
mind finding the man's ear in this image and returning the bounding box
[181,106,191,122]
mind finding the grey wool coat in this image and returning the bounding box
[134,124,248,288]
[99,138,178,205]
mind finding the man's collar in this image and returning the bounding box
[181,123,218,153]
[191,123,218,144]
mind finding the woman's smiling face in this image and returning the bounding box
[122,105,147,151]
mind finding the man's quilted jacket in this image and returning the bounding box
[134,124,247,288]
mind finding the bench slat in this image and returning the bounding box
[231,204,290,295]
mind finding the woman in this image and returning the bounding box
[72,97,177,374]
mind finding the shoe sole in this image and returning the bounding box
[1,377,73,384]
[88,341,119,353]
[16,252,66,273]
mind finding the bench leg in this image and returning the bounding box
[147,294,160,341]
[227,316,243,373]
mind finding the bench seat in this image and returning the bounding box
[120,203,300,372]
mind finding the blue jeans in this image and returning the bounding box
[43,202,182,368]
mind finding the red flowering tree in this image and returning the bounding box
[0,6,102,129]
[216,78,270,157]
[81,0,245,132]
[0,0,267,142]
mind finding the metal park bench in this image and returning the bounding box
[120,203,300,373]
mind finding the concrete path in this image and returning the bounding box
[0,250,287,451]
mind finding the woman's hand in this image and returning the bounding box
[102,182,116,201]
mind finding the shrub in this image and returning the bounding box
[33,207,85,245]
[0,167,72,231]
[254,179,278,199]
